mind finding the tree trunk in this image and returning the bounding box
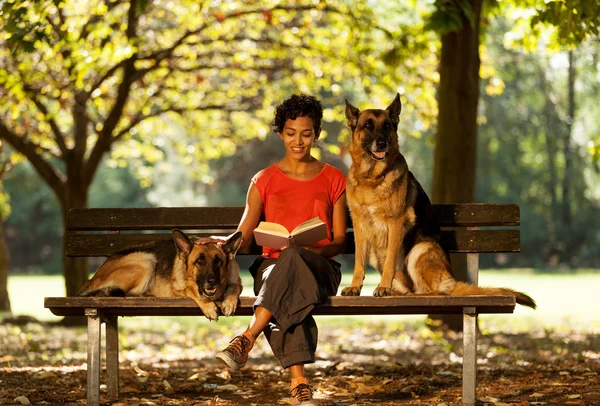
[560,50,575,263]
[536,62,561,261]
[59,179,89,325]
[0,217,11,313]
[430,0,482,331]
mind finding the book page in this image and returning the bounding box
[255,221,290,238]
[290,221,328,246]
[252,230,291,249]
[291,217,324,235]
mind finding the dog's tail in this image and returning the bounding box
[450,282,536,309]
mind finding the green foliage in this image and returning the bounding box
[477,16,600,267]
[531,0,600,46]
[426,0,477,34]
[3,155,152,274]
[0,0,62,53]
[0,143,13,218]
[0,0,437,195]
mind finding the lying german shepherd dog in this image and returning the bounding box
[341,94,535,309]
[78,230,244,320]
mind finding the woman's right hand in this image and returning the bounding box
[195,235,228,246]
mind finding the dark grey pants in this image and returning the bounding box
[249,246,341,368]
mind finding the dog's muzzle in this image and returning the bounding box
[370,138,388,161]
[202,278,218,297]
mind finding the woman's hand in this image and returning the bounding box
[301,245,323,255]
[195,235,228,246]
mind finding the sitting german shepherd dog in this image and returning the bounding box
[78,230,244,320]
[341,94,535,309]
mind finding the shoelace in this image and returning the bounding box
[291,383,313,403]
[225,335,250,358]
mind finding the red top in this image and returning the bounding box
[252,163,346,258]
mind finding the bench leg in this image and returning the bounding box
[462,307,477,406]
[85,309,101,406]
[106,315,119,400]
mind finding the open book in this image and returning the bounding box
[252,217,328,248]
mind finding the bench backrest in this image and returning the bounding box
[65,204,519,257]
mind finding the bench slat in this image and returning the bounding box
[64,229,519,256]
[66,204,519,231]
[44,296,516,317]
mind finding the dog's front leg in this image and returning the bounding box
[341,219,367,296]
[219,262,242,316]
[220,283,242,316]
[374,217,409,296]
[184,284,219,321]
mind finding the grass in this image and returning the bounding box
[4,269,600,333]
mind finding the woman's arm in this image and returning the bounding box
[196,182,263,247]
[236,182,264,249]
[304,192,348,257]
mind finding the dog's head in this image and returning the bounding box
[172,230,243,299]
[345,93,402,162]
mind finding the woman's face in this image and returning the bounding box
[279,116,320,161]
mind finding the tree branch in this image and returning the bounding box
[84,0,140,187]
[21,84,69,157]
[0,121,65,203]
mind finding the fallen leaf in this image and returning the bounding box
[133,364,149,376]
[33,371,57,379]
[567,394,582,399]
[121,387,141,394]
[187,373,206,381]
[14,396,31,405]
[480,397,499,403]
[217,384,239,391]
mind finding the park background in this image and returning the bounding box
[0,0,599,405]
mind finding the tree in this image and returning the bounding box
[426,0,600,329]
[0,0,389,306]
[0,141,14,312]
[476,17,600,267]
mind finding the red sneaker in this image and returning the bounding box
[215,331,254,371]
[290,377,316,406]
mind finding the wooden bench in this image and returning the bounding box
[44,203,521,406]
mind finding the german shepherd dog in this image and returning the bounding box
[340,94,535,309]
[78,230,244,320]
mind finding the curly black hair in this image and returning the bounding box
[272,94,323,134]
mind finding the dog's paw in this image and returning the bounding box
[373,286,392,297]
[341,286,361,296]
[200,302,219,321]
[219,297,238,317]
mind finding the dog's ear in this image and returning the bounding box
[222,231,243,258]
[172,229,193,255]
[386,93,402,130]
[345,100,360,130]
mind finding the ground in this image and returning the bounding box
[0,316,598,406]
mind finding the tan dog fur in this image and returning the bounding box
[341,95,536,309]
[78,230,243,320]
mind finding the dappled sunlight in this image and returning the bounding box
[2,307,600,404]
[3,272,600,403]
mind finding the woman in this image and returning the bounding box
[215,94,347,405]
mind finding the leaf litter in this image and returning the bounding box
[0,317,598,405]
